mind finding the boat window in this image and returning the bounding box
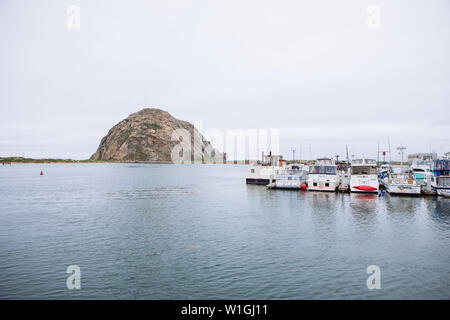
[351,166,377,175]
[309,166,337,174]
[310,166,319,174]
[251,169,255,173]
[413,169,425,172]
[437,177,450,187]
[434,160,450,171]
[324,166,337,174]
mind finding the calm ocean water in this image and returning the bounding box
[0,163,449,299]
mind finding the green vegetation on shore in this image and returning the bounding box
[0,157,91,164]
[0,157,176,164]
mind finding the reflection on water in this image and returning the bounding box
[106,186,195,200]
[0,164,449,299]
[348,193,378,226]
[427,198,450,225]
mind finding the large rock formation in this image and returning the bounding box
[90,108,223,162]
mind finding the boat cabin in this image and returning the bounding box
[309,158,337,175]
[350,159,377,175]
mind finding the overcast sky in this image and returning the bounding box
[1,0,449,160]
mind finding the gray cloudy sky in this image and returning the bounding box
[1,0,449,160]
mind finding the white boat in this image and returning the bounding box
[410,159,432,185]
[307,158,340,192]
[349,158,379,193]
[384,173,421,195]
[246,153,286,185]
[429,160,450,196]
[274,164,309,189]
[440,189,450,197]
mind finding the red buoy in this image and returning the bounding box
[301,183,307,189]
[40,170,43,176]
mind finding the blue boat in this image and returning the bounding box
[430,160,450,196]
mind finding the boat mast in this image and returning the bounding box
[299,144,302,162]
[388,138,392,165]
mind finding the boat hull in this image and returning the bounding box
[275,180,303,189]
[307,182,338,192]
[352,185,378,192]
[307,173,339,192]
[433,186,450,197]
[349,175,379,193]
[440,190,450,197]
[386,184,421,195]
[246,178,270,185]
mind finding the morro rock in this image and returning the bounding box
[90,108,223,162]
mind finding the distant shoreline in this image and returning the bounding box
[0,157,248,165]
[0,157,176,164]
[1,157,407,166]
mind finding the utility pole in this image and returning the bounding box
[397,145,407,172]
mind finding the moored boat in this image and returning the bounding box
[411,159,432,185]
[246,153,286,185]
[429,159,450,196]
[274,163,309,189]
[349,158,379,193]
[307,158,340,192]
[384,173,421,195]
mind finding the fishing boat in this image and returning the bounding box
[384,172,421,195]
[307,158,340,192]
[273,163,309,189]
[429,159,450,196]
[246,153,286,185]
[349,158,379,193]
